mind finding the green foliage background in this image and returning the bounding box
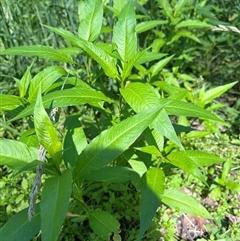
[0,0,239,241]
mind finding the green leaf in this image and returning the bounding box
[11,86,113,121]
[128,160,147,177]
[82,166,139,182]
[78,0,103,42]
[28,66,67,103]
[112,1,137,63]
[184,151,224,167]
[0,139,38,170]
[174,0,189,17]
[175,20,211,29]
[157,0,173,19]
[120,82,183,148]
[159,99,224,122]
[135,52,167,65]
[74,106,163,180]
[14,160,45,177]
[162,189,212,219]
[146,167,165,198]
[63,116,88,167]
[135,145,161,157]
[0,94,22,111]
[44,26,119,79]
[201,81,238,104]
[167,30,201,44]
[41,170,72,241]
[167,151,206,184]
[0,204,41,241]
[138,169,164,241]
[18,64,33,98]
[34,90,62,160]
[0,45,75,63]
[136,20,168,33]
[151,55,174,77]
[89,210,120,240]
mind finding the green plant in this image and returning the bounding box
[0,1,232,240]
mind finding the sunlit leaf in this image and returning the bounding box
[74,106,163,180]
[34,90,62,161]
[28,66,67,103]
[0,94,22,111]
[78,0,103,42]
[0,46,75,63]
[162,189,212,219]
[0,139,38,170]
[44,26,119,79]
[112,1,137,63]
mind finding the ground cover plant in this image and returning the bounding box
[0,0,239,240]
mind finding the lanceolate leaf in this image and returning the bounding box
[159,99,224,122]
[0,94,22,111]
[28,66,67,103]
[112,1,137,63]
[0,139,38,170]
[34,90,62,160]
[89,210,120,240]
[151,55,174,77]
[162,189,212,219]
[138,169,164,241]
[18,63,33,98]
[44,26,119,79]
[11,86,113,121]
[120,82,183,148]
[136,20,168,33]
[184,151,224,167]
[74,106,163,180]
[167,151,206,184]
[175,20,211,29]
[0,204,41,241]
[0,46,75,63]
[41,170,72,241]
[78,0,103,42]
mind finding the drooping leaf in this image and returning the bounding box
[167,151,206,184]
[0,94,22,111]
[78,0,103,42]
[136,20,168,33]
[41,170,72,241]
[0,139,38,170]
[184,151,224,167]
[89,210,120,240]
[138,168,165,241]
[167,30,201,44]
[175,20,211,29]
[28,66,67,103]
[120,82,183,148]
[82,166,139,182]
[159,99,224,123]
[0,204,41,241]
[11,86,113,121]
[0,45,75,63]
[162,189,212,219]
[34,90,62,161]
[112,1,137,63]
[44,26,119,79]
[74,106,163,180]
